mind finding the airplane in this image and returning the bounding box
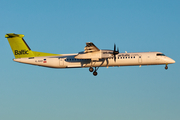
[5,33,175,76]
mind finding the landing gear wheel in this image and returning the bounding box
[89,67,94,72]
[93,71,98,76]
[165,65,168,70]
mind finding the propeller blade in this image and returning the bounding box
[113,43,119,62]
[114,44,116,53]
[114,55,116,62]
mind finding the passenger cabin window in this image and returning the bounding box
[156,53,165,56]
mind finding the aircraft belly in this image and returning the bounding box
[14,58,61,68]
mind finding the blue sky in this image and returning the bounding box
[1,0,180,120]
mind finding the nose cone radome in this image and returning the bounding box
[168,58,175,64]
[171,59,175,64]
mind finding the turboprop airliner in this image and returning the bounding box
[5,33,175,76]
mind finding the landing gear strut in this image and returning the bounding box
[89,67,99,76]
[165,64,168,70]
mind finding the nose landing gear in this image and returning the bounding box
[89,67,99,76]
[165,64,168,70]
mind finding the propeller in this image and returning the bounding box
[113,44,119,62]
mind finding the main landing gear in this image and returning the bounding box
[89,67,99,76]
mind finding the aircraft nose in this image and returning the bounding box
[167,58,175,64]
[171,59,175,63]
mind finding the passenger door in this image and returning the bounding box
[138,55,142,63]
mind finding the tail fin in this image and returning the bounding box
[5,33,60,58]
[5,33,35,58]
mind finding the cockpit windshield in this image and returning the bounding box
[156,53,166,56]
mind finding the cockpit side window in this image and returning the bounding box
[156,53,166,56]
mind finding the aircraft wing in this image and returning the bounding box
[84,42,100,53]
[75,42,101,60]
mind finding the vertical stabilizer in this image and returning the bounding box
[5,33,34,58]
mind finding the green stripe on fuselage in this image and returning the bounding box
[32,51,61,57]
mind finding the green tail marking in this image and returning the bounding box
[5,33,60,58]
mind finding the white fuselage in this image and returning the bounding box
[13,51,175,68]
